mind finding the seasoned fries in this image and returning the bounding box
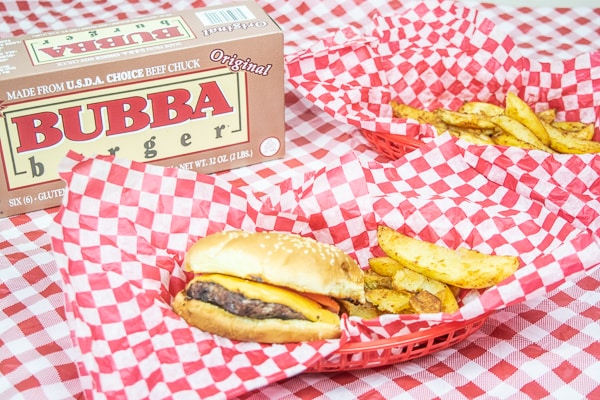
[365,257,458,313]
[551,122,594,141]
[377,226,519,289]
[364,268,394,290]
[392,266,459,313]
[338,298,382,320]
[390,100,448,134]
[536,108,556,124]
[491,131,538,150]
[344,225,518,319]
[368,256,404,277]
[457,101,504,117]
[409,290,443,313]
[543,121,600,154]
[366,288,413,314]
[369,256,459,313]
[504,92,551,146]
[450,130,495,145]
[490,115,555,152]
[390,92,599,154]
[436,108,496,129]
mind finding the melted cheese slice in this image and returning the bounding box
[194,274,340,325]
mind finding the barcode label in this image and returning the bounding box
[197,5,256,26]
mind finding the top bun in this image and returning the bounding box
[184,230,365,303]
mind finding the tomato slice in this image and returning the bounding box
[299,292,341,315]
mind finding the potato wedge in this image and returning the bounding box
[364,268,394,290]
[572,123,595,141]
[391,100,448,134]
[551,121,588,132]
[504,92,551,146]
[458,101,504,117]
[544,121,600,154]
[436,108,496,129]
[390,101,435,122]
[452,130,496,145]
[409,290,442,313]
[454,127,496,137]
[552,121,595,141]
[377,226,519,289]
[392,268,459,313]
[368,256,404,277]
[447,284,461,298]
[338,299,382,320]
[435,287,460,313]
[491,131,538,150]
[536,108,556,124]
[366,288,412,314]
[393,264,441,293]
[491,115,555,152]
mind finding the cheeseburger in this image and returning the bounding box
[172,230,365,343]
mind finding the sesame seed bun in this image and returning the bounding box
[172,230,365,343]
[183,230,365,303]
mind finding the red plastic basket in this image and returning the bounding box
[361,128,425,160]
[307,312,490,372]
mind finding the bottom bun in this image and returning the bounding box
[172,290,342,343]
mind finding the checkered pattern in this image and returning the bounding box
[2,1,600,399]
[46,130,600,397]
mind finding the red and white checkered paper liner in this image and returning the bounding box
[285,0,600,142]
[49,131,600,398]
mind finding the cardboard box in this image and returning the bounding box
[0,1,284,218]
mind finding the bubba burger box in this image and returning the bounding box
[0,1,284,218]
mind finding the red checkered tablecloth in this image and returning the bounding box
[1,1,600,399]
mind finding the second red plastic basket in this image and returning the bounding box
[361,128,425,159]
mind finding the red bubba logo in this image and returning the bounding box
[36,26,185,58]
[11,81,234,152]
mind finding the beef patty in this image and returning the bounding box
[187,280,307,321]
